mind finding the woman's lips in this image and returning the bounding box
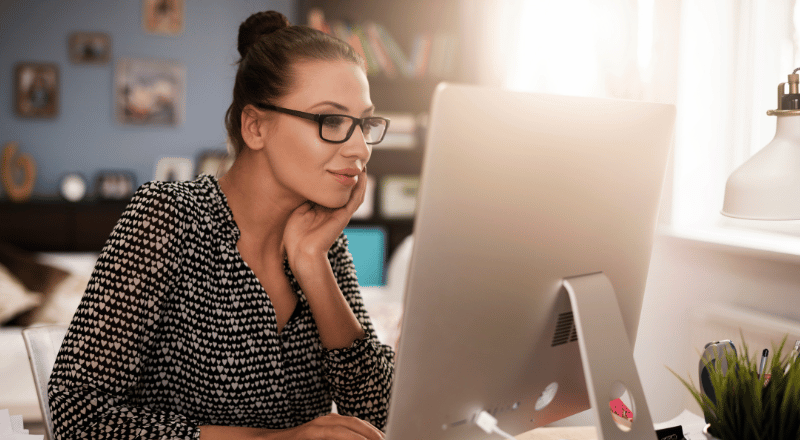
[329,169,360,186]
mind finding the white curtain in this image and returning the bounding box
[469,0,799,230]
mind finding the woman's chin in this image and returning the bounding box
[310,195,349,210]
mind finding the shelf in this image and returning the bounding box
[367,77,447,114]
[0,200,127,252]
[296,0,467,258]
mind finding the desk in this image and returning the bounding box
[518,426,597,439]
[513,409,708,440]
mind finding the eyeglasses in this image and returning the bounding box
[255,103,391,145]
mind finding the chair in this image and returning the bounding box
[384,234,414,303]
[22,325,67,440]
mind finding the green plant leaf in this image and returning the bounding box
[670,333,800,440]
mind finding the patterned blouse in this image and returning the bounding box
[49,175,394,440]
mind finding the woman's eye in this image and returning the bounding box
[323,116,347,128]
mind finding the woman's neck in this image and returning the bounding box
[218,157,302,261]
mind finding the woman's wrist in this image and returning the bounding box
[288,252,365,349]
[287,250,330,287]
[199,425,287,440]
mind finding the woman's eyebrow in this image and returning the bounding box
[311,101,349,113]
[361,105,376,116]
[311,101,375,116]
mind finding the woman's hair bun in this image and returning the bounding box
[237,10,291,58]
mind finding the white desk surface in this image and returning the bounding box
[514,409,708,440]
[517,426,598,440]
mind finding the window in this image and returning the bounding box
[477,0,800,251]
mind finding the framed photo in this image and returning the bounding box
[143,0,184,36]
[94,170,136,200]
[380,175,420,219]
[154,157,193,182]
[115,58,185,126]
[69,32,111,64]
[14,63,58,118]
[195,149,234,178]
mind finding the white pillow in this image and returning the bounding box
[28,253,97,325]
[0,263,42,323]
[27,272,90,325]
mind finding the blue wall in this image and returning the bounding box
[0,0,296,197]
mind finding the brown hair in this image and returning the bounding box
[224,11,364,157]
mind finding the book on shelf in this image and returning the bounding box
[427,32,458,78]
[307,8,330,34]
[350,24,380,76]
[408,34,432,78]
[368,22,411,77]
[306,8,454,80]
[364,22,398,78]
[375,112,417,149]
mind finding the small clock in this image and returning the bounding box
[60,173,87,202]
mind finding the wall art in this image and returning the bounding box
[69,32,111,64]
[143,0,184,35]
[115,58,184,126]
[14,62,58,118]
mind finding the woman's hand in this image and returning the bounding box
[281,168,368,349]
[283,168,367,265]
[199,413,385,440]
[279,414,385,440]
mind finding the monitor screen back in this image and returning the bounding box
[385,83,675,440]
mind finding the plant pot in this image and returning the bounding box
[703,423,722,440]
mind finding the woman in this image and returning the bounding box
[49,10,393,440]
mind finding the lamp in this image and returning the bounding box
[722,68,800,220]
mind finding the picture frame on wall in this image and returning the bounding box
[154,157,193,182]
[94,170,137,200]
[69,32,111,64]
[143,0,184,36]
[115,58,185,126]
[14,62,58,118]
[195,149,234,178]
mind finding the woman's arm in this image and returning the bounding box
[49,182,198,440]
[282,170,369,350]
[290,250,365,350]
[199,414,384,440]
[282,172,394,429]
[322,235,395,430]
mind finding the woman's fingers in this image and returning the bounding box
[293,414,384,440]
[343,168,368,216]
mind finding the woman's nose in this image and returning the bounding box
[341,125,372,162]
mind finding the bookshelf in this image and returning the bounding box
[297,0,471,265]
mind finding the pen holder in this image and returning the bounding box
[670,334,800,440]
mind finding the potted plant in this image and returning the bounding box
[671,335,800,440]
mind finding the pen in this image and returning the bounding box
[786,340,800,374]
[758,348,769,379]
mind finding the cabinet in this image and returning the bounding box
[0,200,126,252]
[297,0,472,262]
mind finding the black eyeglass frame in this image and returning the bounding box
[255,103,391,145]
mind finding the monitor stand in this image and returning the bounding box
[562,272,657,440]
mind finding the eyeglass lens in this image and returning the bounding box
[321,115,387,144]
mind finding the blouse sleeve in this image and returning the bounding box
[48,182,199,440]
[323,234,395,430]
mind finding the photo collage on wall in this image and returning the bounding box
[7,1,190,203]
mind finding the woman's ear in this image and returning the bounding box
[240,104,269,151]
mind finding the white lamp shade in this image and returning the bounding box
[722,114,800,220]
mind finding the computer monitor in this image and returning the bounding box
[384,83,675,440]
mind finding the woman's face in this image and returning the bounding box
[263,59,373,209]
